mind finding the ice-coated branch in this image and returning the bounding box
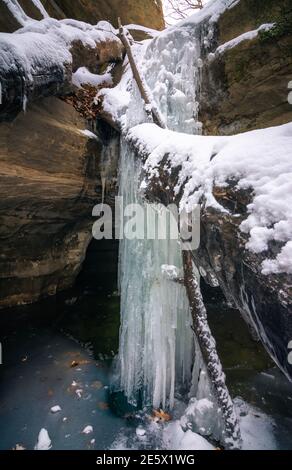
[117,18,166,129]
[182,250,242,449]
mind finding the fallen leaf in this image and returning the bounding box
[91,381,103,390]
[97,402,109,410]
[70,360,79,368]
[152,409,171,422]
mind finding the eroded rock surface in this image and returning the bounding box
[199,0,292,134]
[0,97,118,307]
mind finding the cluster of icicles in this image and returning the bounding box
[114,23,210,410]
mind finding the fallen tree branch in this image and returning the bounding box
[182,250,242,449]
[117,18,166,129]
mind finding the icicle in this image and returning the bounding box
[31,0,50,18]
[115,139,194,409]
[3,0,32,26]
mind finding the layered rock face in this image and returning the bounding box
[199,0,292,135]
[196,0,292,378]
[0,0,165,33]
[0,97,119,307]
[194,190,292,382]
[0,0,163,307]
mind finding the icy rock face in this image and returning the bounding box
[141,26,202,134]
[116,140,194,409]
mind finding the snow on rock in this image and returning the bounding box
[34,428,52,450]
[82,425,93,434]
[161,264,180,281]
[98,52,137,129]
[124,24,160,38]
[181,398,220,438]
[163,397,277,450]
[215,24,275,55]
[127,122,292,275]
[135,427,146,437]
[234,398,276,450]
[50,405,62,413]
[73,67,113,88]
[163,421,215,450]
[0,17,121,94]
[80,129,98,140]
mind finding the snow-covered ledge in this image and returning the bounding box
[126,122,292,382]
[0,18,123,121]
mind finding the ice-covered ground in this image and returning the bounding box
[110,397,277,450]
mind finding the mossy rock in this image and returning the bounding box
[218,0,292,44]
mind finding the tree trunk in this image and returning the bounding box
[182,250,242,449]
[117,18,166,129]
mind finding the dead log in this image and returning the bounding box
[117,18,166,129]
[182,250,242,449]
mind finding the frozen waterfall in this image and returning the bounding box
[115,23,206,409]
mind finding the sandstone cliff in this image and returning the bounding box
[199,0,292,134]
[0,0,165,33]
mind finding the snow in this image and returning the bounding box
[72,67,113,88]
[50,405,62,413]
[136,427,146,437]
[98,46,142,128]
[163,421,215,450]
[163,397,277,450]
[124,24,160,37]
[2,0,31,26]
[34,428,52,450]
[31,0,50,19]
[82,425,93,434]
[127,122,292,275]
[0,17,121,90]
[216,24,275,55]
[80,129,98,140]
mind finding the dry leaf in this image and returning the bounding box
[152,409,171,422]
[97,402,109,410]
[91,381,103,390]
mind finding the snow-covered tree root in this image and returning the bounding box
[182,250,242,449]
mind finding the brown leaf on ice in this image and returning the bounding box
[152,409,171,422]
[91,381,103,390]
[97,402,109,410]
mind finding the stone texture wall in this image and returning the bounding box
[199,0,292,135]
[0,97,119,308]
[0,0,165,32]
